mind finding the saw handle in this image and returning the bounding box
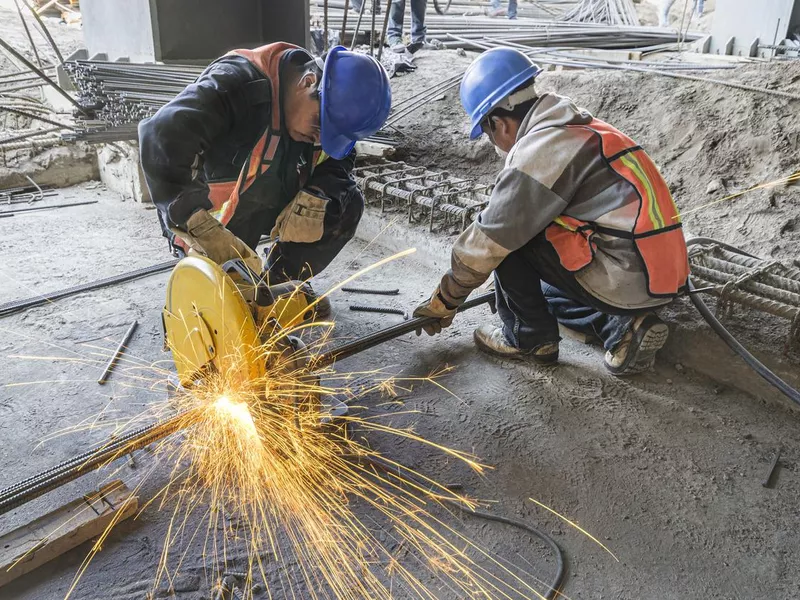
[220,258,275,307]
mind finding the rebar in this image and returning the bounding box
[0,35,86,113]
[97,320,139,385]
[342,286,400,295]
[689,243,800,352]
[564,0,639,26]
[354,161,491,233]
[349,304,408,319]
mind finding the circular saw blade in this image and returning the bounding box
[163,256,266,387]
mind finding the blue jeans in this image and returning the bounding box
[493,232,644,352]
[388,0,427,43]
[490,0,517,18]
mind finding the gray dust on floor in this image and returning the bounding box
[0,185,798,599]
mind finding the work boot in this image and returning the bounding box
[473,324,559,364]
[388,37,406,53]
[604,314,669,376]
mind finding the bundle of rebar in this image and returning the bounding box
[63,60,205,127]
[689,243,800,352]
[563,0,639,26]
[316,0,698,50]
[354,160,492,233]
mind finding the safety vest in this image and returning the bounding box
[177,43,325,252]
[544,119,690,298]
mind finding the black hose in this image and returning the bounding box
[353,453,566,599]
[686,237,800,407]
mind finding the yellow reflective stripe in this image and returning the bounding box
[620,153,665,229]
[316,150,329,166]
[553,216,576,231]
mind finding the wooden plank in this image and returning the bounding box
[0,480,138,587]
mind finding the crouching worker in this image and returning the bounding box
[139,43,392,308]
[414,48,690,375]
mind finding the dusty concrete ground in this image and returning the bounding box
[1,186,799,599]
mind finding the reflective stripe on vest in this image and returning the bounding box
[546,119,690,298]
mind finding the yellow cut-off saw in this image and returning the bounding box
[161,255,318,388]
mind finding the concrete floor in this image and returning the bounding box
[1,185,799,599]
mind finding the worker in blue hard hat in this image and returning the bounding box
[139,43,391,303]
[413,47,690,375]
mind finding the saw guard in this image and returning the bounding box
[163,256,266,387]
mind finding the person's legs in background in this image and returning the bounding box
[409,0,427,43]
[507,0,517,19]
[659,0,677,26]
[388,0,406,47]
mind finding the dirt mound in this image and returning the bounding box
[390,50,800,261]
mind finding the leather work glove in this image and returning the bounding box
[412,286,458,336]
[174,209,263,275]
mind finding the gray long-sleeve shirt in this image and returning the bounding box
[439,93,672,310]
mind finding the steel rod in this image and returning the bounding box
[317,291,494,364]
[0,200,98,216]
[97,320,139,384]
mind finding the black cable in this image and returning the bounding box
[686,237,800,407]
[353,453,566,599]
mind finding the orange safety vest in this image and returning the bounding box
[545,119,690,298]
[176,43,325,250]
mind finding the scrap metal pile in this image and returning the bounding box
[353,160,492,233]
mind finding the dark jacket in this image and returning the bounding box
[138,45,359,252]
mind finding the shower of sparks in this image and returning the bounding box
[2,251,567,600]
[529,498,619,562]
[674,170,800,219]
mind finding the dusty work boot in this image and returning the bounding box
[604,314,669,376]
[473,324,559,364]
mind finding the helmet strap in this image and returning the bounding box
[495,83,538,111]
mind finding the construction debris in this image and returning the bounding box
[0,481,137,588]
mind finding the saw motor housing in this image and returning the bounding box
[162,256,315,388]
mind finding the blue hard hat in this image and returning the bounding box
[320,46,392,160]
[460,48,542,140]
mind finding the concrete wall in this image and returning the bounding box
[709,0,797,57]
[81,0,309,63]
[81,0,156,62]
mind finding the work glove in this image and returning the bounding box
[173,209,263,276]
[412,286,458,336]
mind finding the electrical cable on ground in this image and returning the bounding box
[351,452,566,599]
[686,237,800,407]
